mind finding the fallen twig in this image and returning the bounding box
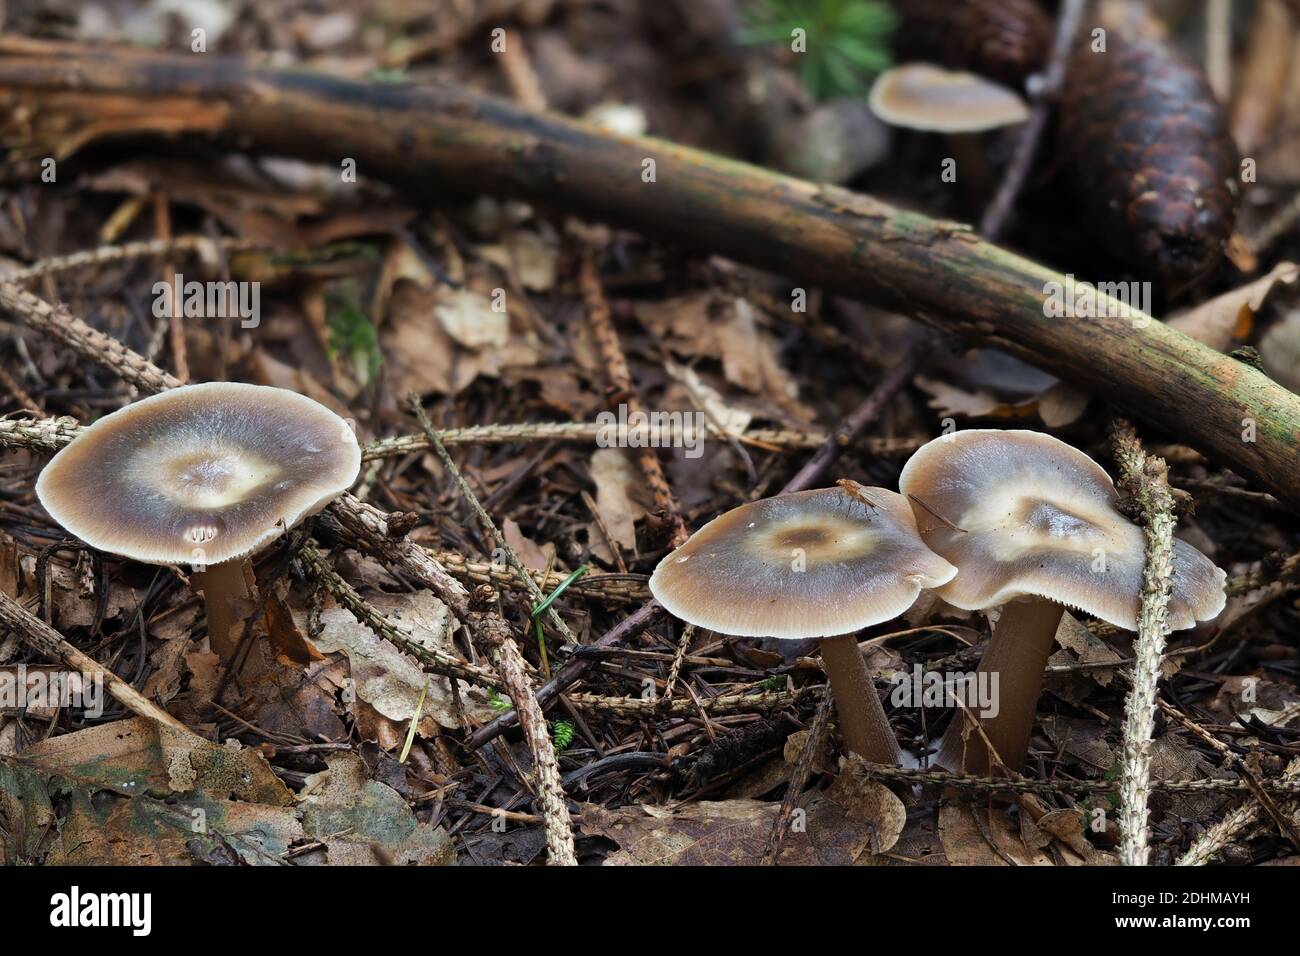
[856,762,1300,796]
[464,601,666,751]
[4,38,1300,506]
[0,282,182,393]
[362,424,918,459]
[299,542,503,690]
[5,235,256,284]
[406,398,578,864]
[566,685,815,717]
[0,590,189,732]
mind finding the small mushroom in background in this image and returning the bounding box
[37,382,361,663]
[868,62,1030,133]
[767,98,892,185]
[898,429,1226,775]
[649,486,957,765]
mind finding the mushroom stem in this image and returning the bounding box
[198,559,252,661]
[817,633,902,765]
[936,598,1064,774]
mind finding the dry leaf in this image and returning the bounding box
[915,376,1014,419]
[22,717,294,805]
[663,361,753,436]
[718,299,797,402]
[301,591,491,733]
[503,518,555,572]
[938,800,1054,866]
[1261,310,1300,392]
[296,754,455,865]
[1168,262,1299,349]
[1039,714,1115,773]
[1036,382,1091,427]
[1054,613,1125,686]
[582,759,904,865]
[435,288,509,349]
[589,448,646,555]
[507,229,558,291]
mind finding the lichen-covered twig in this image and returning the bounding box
[0,282,182,393]
[428,548,647,604]
[1177,703,1300,865]
[855,762,1300,796]
[323,492,580,863]
[325,494,474,617]
[361,424,919,459]
[470,583,577,865]
[1110,416,1177,867]
[299,541,503,690]
[0,415,83,452]
[464,601,666,751]
[1182,756,1300,865]
[567,685,815,717]
[5,235,255,284]
[406,398,577,864]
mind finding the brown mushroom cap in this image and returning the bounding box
[36,382,360,566]
[868,63,1030,133]
[898,429,1226,630]
[649,487,957,639]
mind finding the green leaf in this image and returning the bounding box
[740,0,896,100]
[551,720,576,752]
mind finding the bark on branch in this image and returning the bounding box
[2,38,1298,505]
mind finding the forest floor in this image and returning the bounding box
[0,0,1298,867]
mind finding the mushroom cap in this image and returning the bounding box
[649,487,957,640]
[36,382,360,566]
[898,430,1227,630]
[868,63,1030,133]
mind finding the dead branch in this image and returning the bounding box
[1,38,1299,506]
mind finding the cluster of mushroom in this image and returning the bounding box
[36,387,1227,778]
[37,382,361,663]
[651,430,1227,773]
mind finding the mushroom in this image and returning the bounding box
[898,429,1226,774]
[649,486,957,764]
[868,63,1030,133]
[36,382,360,661]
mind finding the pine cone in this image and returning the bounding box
[1057,32,1238,291]
[894,0,1051,87]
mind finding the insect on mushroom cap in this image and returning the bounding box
[649,486,957,640]
[868,63,1031,133]
[897,429,1227,630]
[36,382,361,567]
